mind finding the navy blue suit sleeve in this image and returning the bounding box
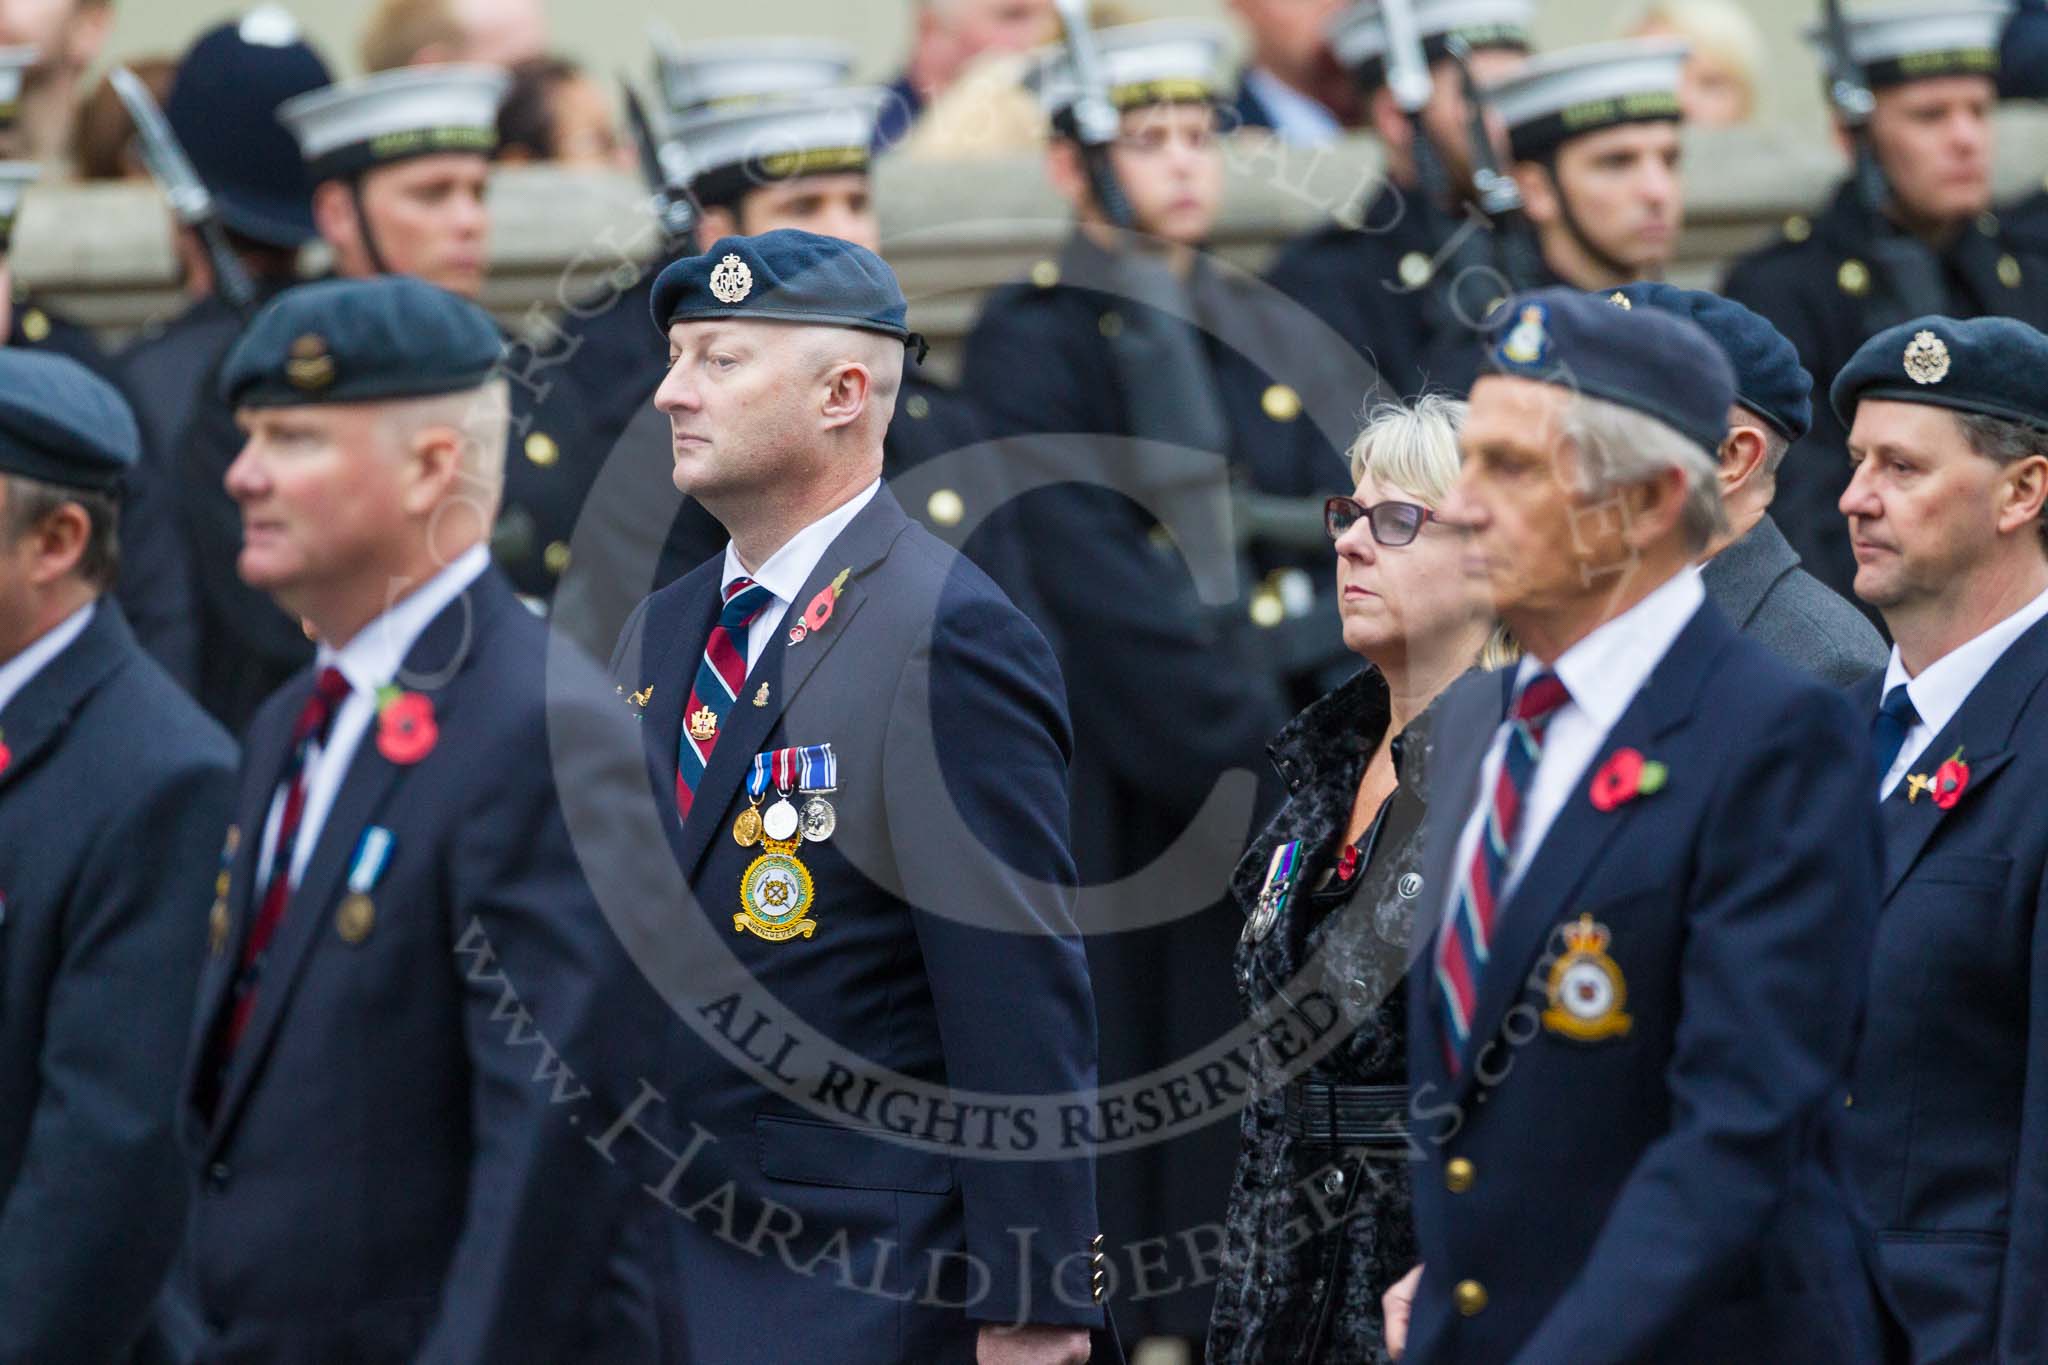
[1514,685,1882,1364]
[881,585,1103,1329]
[414,687,664,1365]
[2004,869,2048,1359]
[0,745,233,1363]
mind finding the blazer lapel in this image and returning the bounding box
[641,578,720,815]
[669,490,912,880]
[1877,614,2048,899]
[205,576,494,1146]
[1453,604,1731,1095]
[0,601,130,796]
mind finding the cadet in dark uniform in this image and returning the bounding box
[0,46,105,377]
[1991,0,2048,252]
[1723,5,2048,609]
[1607,282,1887,685]
[173,64,506,734]
[1264,0,1534,403]
[1832,316,2048,1364]
[163,277,665,1364]
[1385,289,1892,1365]
[611,229,1105,1365]
[961,20,1367,1343]
[0,352,236,1362]
[113,10,331,688]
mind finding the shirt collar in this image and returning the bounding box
[318,545,492,699]
[1880,581,2048,738]
[0,599,95,719]
[1241,67,1341,143]
[720,480,881,607]
[1518,567,1706,729]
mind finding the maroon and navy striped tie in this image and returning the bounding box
[196,664,352,1117]
[1437,671,1571,1074]
[675,577,777,822]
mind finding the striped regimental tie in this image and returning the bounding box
[675,576,777,821]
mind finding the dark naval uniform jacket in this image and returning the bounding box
[1844,612,2048,1363]
[608,488,1106,1363]
[167,566,669,1365]
[1699,513,1887,688]
[1403,598,1896,1365]
[0,600,235,1363]
[1723,186,2048,605]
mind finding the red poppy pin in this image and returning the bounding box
[791,568,852,646]
[1590,747,1668,812]
[374,686,438,765]
[1906,747,1969,810]
[0,729,11,778]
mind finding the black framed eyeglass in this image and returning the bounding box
[1323,495,1440,547]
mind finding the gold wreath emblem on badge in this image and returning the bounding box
[709,253,754,304]
[687,705,719,742]
[286,332,335,390]
[1903,329,1951,386]
[1541,914,1633,1041]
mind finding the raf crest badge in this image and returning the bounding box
[737,841,817,940]
[1541,914,1633,1041]
[1903,330,1951,386]
[710,253,754,304]
[1497,304,1551,369]
[286,332,335,391]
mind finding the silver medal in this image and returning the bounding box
[800,796,837,842]
[763,797,800,842]
[1244,894,1279,944]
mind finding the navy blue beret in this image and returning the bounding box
[0,350,140,492]
[1481,286,1736,456]
[221,276,502,408]
[650,229,914,345]
[1831,314,2048,432]
[1605,282,1813,441]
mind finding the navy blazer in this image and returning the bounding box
[609,488,1105,1363]
[1403,598,1894,1364]
[1845,612,2048,1363]
[0,601,234,1363]
[168,567,670,1365]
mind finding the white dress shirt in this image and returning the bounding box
[718,479,881,674]
[255,546,491,889]
[1240,66,1342,145]
[1445,568,1707,916]
[1875,582,2048,799]
[0,600,93,719]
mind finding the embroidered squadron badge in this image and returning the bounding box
[710,253,754,304]
[1903,330,1952,385]
[736,839,817,941]
[1498,304,1551,368]
[1541,914,1633,1041]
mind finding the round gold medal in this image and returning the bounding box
[733,805,763,847]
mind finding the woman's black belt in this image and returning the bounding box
[1281,1080,1410,1149]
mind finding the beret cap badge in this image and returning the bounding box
[1903,329,1952,385]
[286,332,335,391]
[1499,303,1552,367]
[709,253,754,305]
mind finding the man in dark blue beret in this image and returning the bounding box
[161,275,670,1365]
[113,9,333,693]
[1606,282,1885,685]
[1830,313,2048,1363]
[1382,288,1892,1364]
[0,351,237,1360]
[609,228,1107,1364]
[1723,4,2048,612]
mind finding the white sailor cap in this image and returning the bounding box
[1801,3,2007,91]
[655,37,855,117]
[1327,0,1534,86]
[1025,20,1232,119]
[278,64,507,183]
[1483,37,1688,162]
[673,85,884,208]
